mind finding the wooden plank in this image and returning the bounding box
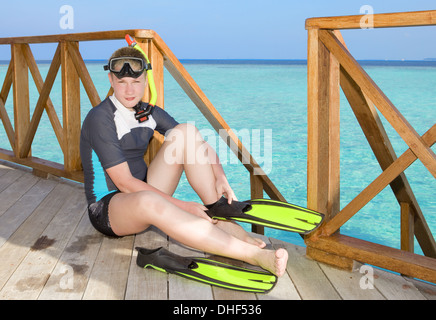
[125,227,169,300]
[67,41,101,107]
[319,29,436,179]
[168,240,214,300]
[250,173,264,234]
[0,164,25,193]
[0,29,154,45]
[372,268,427,300]
[307,29,340,217]
[340,66,398,172]
[306,234,436,283]
[136,39,150,103]
[22,43,63,150]
[327,43,341,218]
[307,27,322,213]
[0,58,13,102]
[319,263,386,299]
[0,171,39,217]
[401,202,414,253]
[315,39,331,215]
[0,163,12,177]
[0,148,84,183]
[0,60,15,151]
[0,178,56,248]
[20,44,62,157]
[0,186,86,299]
[0,182,73,291]
[408,278,436,300]
[271,238,341,300]
[61,41,81,172]
[38,212,103,300]
[82,235,135,300]
[306,10,436,30]
[149,39,164,108]
[12,43,30,158]
[141,39,165,166]
[306,245,355,271]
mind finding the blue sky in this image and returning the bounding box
[0,1,435,60]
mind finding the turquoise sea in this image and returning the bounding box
[0,60,435,255]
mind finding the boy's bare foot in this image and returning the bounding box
[273,248,288,277]
[254,248,288,277]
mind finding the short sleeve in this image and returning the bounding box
[152,106,179,136]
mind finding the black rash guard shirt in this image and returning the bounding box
[80,95,178,205]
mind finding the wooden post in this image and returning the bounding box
[21,44,62,158]
[327,33,341,218]
[401,202,414,253]
[136,38,166,165]
[307,28,323,213]
[307,29,341,221]
[61,41,81,172]
[149,39,164,108]
[0,61,15,152]
[250,173,264,234]
[137,39,150,103]
[12,44,30,158]
[148,39,165,160]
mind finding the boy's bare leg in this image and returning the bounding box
[147,123,265,248]
[108,191,287,276]
[214,220,266,248]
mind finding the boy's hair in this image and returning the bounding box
[108,47,145,62]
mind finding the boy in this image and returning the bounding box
[80,47,288,276]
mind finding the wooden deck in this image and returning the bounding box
[0,160,435,300]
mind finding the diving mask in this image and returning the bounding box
[104,57,151,79]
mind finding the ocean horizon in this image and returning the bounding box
[2,58,436,67]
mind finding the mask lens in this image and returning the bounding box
[109,57,145,72]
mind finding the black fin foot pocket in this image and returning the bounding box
[205,197,252,219]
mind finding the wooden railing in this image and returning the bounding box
[305,10,436,283]
[0,30,284,233]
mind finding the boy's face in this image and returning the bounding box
[108,72,147,109]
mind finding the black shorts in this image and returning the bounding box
[88,191,121,238]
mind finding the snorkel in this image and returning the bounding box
[125,34,157,106]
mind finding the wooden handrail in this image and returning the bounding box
[306,10,436,30]
[305,10,436,283]
[0,29,154,44]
